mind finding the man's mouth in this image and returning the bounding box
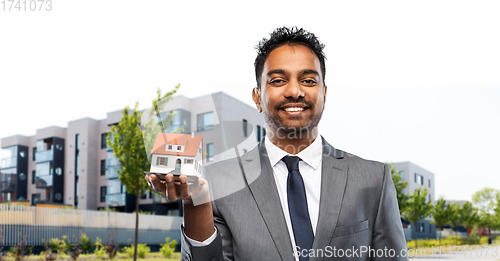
[280,104,309,114]
[283,107,305,112]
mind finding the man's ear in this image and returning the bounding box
[252,87,262,113]
[323,85,328,103]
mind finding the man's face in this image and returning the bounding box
[253,44,327,138]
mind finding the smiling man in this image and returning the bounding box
[146,27,409,261]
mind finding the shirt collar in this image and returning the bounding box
[264,134,323,170]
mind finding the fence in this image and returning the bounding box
[0,204,182,246]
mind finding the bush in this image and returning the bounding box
[49,238,61,253]
[124,244,150,258]
[80,233,94,254]
[94,237,107,259]
[160,237,177,258]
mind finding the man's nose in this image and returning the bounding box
[283,80,303,99]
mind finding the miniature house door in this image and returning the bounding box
[175,159,181,172]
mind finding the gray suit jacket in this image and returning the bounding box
[181,137,409,261]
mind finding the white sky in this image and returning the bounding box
[1,0,499,202]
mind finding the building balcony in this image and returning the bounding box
[35,174,53,188]
[106,165,120,179]
[106,193,126,207]
[36,150,53,163]
[0,173,16,192]
[0,157,17,169]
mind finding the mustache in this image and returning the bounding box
[274,97,314,110]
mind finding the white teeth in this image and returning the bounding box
[283,107,304,112]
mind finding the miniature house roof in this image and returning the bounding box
[151,133,202,157]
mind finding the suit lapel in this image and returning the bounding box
[311,138,348,261]
[242,141,295,261]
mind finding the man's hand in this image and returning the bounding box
[144,173,215,241]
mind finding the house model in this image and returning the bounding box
[147,132,203,179]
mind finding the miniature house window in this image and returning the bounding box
[157,157,168,166]
[177,146,182,150]
[168,145,173,150]
[184,159,193,164]
[199,147,201,154]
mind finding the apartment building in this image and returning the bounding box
[393,161,436,239]
[0,92,266,215]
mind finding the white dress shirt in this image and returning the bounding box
[185,135,323,257]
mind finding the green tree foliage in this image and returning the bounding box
[403,187,433,249]
[447,203,462,245]
[432,197,450,246]
[472,187,500,242]
[388,163,409,215]
[107,84,179,261]
[460,201,479,245]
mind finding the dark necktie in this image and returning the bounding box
[282,155,314,260]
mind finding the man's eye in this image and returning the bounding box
[303,79,316,84]
[270,79,284,84]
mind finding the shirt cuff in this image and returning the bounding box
[183,227,218,247]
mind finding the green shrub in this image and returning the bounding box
[94,237,107,258]
[160,237,177,258]
[479,236,489,244]
[80,233,94,254]
[124,244,150,258]
[49,238,61,252]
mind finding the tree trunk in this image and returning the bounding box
[438,225,441,246]
[134,191,139,261]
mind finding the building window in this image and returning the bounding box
[100,160,106,176]
[168,145,172,150]
[141,191,147,199]
[262,128,266,137]
[415,173,423,185]
[184,159,193,164]
[257,125,261,142]
[32,147,37,161]
[243,119,248,137]
[101,133,107,149]
[177,145,182,150]
[100,186,107,202]
[207,143,214,162]
[197,112,214,131]
[31,193,41,204]
[149,190,153,199]
[32,170,36,184]
[419,223,424,233]
[429,194,431,202]
[428,179,431,188]
[157,157,168,166]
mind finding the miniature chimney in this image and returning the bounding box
[191,132,194,138]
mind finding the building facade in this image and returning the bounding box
[393,161,436,240]
[0,92,265,215]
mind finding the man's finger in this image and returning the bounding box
[148,174,167,196]
[165,174,178,202]
[179,175,190,199]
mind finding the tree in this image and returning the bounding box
[472,187,500,243]
[388,164,409,215]
[107,85,180,261]
[447,203,462,246]
[459,201,479,245]
[403,187,433,249]
[431,197,450,246]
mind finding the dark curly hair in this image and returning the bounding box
[254,26,326,88]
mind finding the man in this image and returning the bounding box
[146,27,408,260]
